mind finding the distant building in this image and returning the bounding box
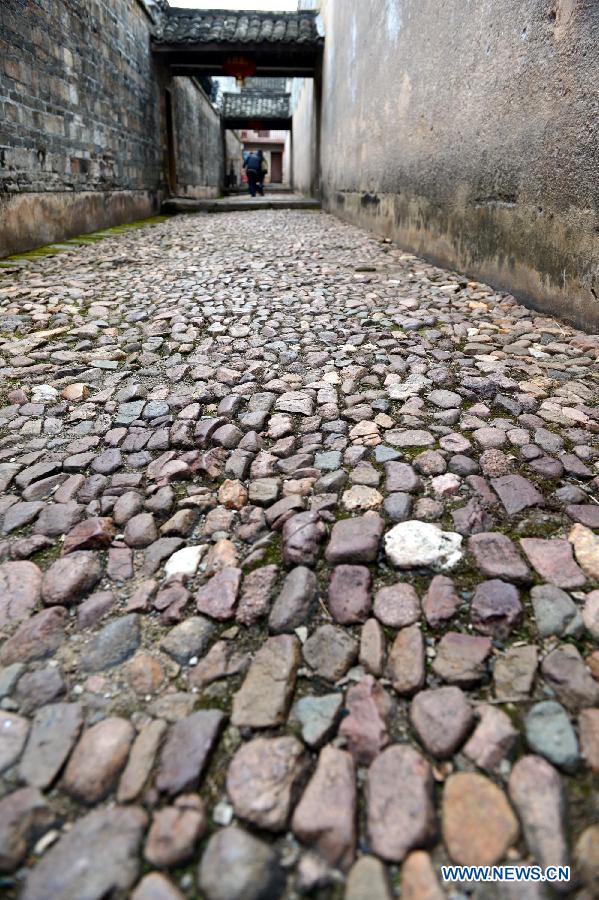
[240,130,290,185]
[219,77,293,190]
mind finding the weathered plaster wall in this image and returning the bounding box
[315,0,599,330]
[291,78,317,196]
[0,0,225,255]
[283,131,292,186]
[172,77,224,200]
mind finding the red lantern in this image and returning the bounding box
[223,55,256,86]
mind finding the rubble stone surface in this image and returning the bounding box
[0,208,597,893]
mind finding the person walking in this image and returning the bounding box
[242,150,261,197]
[256,149,268,196]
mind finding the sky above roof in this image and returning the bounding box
[171,1,299,10]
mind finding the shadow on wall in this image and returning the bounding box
[327,187,599,332]
[306,0,599,331]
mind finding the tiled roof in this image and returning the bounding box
[223,92,290,120]
[153,9,322,45]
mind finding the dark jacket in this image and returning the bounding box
[244,152,260,173]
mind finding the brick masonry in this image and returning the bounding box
[0,0,225,255]
[172,77,226,201]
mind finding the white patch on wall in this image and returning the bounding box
[386,0,403,42]
[348,15,357,104]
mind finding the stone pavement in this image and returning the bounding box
[0,209,598,899]
[162,194,321,214]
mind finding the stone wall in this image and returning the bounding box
[225,130,244,189]
[172,77,224,200]
[307,0,599,330]
[0,0,225,255]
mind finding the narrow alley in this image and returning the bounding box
[0,208,598,898]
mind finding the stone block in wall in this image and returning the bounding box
[0,0,227,253]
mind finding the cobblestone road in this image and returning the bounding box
[1,210,598,899]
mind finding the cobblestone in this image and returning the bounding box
[0,208,597,895]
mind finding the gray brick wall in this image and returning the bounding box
[172,77,223,199]
[0,0,163,197]
[0,0,227,253]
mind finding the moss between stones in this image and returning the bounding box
[395,445,431,461]
[194,684,235,715]
[313,880,345,900]
[566,772,598,847]
[332,507,353,522]
[30,541,62,567]
[242,534,283,573]
[225,621,270,657]
[0,215,172,264]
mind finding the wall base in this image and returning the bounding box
[176,185,222,200]
[326,190,599,333]
[0,190,160,258]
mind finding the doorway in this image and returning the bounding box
[225,128,291,193]
[270,151,283,183]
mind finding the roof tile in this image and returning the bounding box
[154,10,322,46]
[223,92,290,120]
